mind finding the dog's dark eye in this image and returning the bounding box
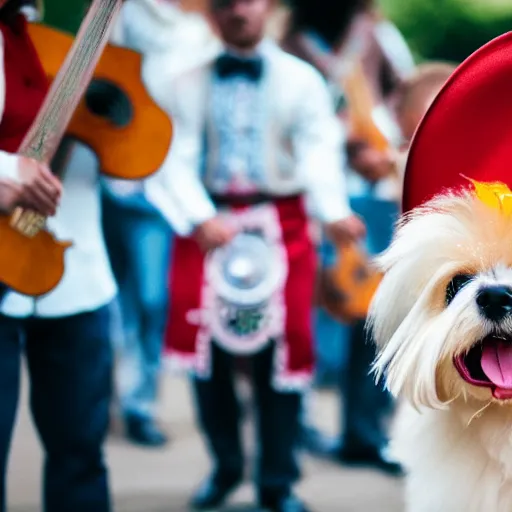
[446,274,473,305]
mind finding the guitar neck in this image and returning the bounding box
[19,0,122,167]
[299,31,391,153]
[8,0,122,234]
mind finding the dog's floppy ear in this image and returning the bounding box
[403,32,512,213]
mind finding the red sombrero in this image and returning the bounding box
[403,32,512,213]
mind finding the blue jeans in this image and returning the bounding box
[311,197,399,449]
[341,197,399,449]
[313,309,350,381]
[314,197,399,376]
[0,307,113,512]
[313,229,350,381]
[102,192,172,421]
[350,196,399,256]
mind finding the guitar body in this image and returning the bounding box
[0,216,71,296]
[0,0,132,298]
[28,22,173,180]
[318,243,382,323]
[318,197,398,323]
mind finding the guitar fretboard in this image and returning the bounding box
[10,0,122,236]
[19,0,122,167]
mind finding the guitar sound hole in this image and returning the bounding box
[354,265,369,282]
[85,79,133,128]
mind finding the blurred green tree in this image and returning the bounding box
[380,0,512,63]
[43,0,89,33]
[43,0,512,61]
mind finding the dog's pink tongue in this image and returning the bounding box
[481,340,512,389]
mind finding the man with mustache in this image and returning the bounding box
[145,0,365,509]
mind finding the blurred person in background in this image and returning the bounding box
[0,0,118,510]
[144,0,365,509]
[394,62,456,150]
[102,0,220,447]
[282,0,415,475]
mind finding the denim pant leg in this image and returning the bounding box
[102,190,172,420]
[313,308,351,381]
[26,307,113,512]
[124,213,171,419]
[340,197,398,450]
[102,195,141,414]
[341,320,392,451]
[0,316,22,512]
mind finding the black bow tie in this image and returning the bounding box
[215,54,264,81]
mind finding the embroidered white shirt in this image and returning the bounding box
[145,40,354,236]
[104,0,222,199]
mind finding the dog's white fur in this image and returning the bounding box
[368,189,512,512]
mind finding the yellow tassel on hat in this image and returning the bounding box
[467,177,512,215]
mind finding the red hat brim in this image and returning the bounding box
[403,32,512,213]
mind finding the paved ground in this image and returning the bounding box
[6,369,404,511]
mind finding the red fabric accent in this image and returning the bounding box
[166,235,204,357]
[0,14,48,153]
[164,196,316,384]
[403,32,512,213]
[279,197,315,376]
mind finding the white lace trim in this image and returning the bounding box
[163,203,312,390]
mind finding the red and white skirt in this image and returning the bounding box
[164,196,316,391]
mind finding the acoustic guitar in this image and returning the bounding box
[28,22,173,181]
[0,0,139,298]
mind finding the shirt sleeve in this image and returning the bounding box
[108,5,126,46]
[143,75,217,236]
[374,21,415,80]
[293,68,353,224]
[0,31,21,182]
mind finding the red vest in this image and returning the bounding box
[0,14,47,153]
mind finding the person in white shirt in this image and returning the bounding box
[0,1,115,510]
[101,0,220,448]
[144,0,364,510]
[281,0,413,476]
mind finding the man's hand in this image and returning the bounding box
[17,157,63,216]
[324,215,366,247]
[0,157,62,216]
[193,217,235,252]
[349,143,396,183]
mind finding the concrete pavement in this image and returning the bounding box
[7,371,404,511]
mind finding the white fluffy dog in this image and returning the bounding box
[369,184,512,512]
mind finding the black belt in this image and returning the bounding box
[210,193,301,207]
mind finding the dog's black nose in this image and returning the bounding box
[476,286,512,321]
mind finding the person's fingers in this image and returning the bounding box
[221,227,235,245]
[32,177,61,206]
[354,218,367,237]
[22,188,56,216]
[0,188,18,213]
[37,165,63,197]
[32,181,60,213]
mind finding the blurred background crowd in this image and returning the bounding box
[9,0,512,510]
